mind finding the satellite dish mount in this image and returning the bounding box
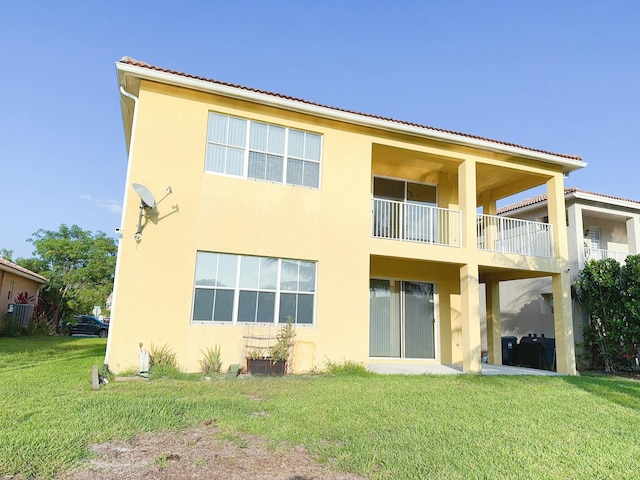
[132,183,172,241]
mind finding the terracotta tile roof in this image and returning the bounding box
[498,188,640,214]
[0,257,47,283]
[119,56,582,162]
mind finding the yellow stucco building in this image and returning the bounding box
[106,57,585,375]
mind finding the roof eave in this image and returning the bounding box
[116,61,585,174]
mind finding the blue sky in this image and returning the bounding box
[1,1,638,260]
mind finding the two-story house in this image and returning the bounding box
[495,188,640,346]
[105,57,585,375]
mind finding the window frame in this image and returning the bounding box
[368,277,439,360]
[205,112,323,189]
[191,251,317,327]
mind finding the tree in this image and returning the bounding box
[16,224,117,324]
[0,248,13,261]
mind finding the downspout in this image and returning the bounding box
[103,84,139,371]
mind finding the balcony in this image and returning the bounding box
[477,214,554,258]
[584,247,629,265]
[372,198,461,247]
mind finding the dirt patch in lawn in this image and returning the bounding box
[59,424,368,480]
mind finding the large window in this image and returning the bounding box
[205,113,322,188]
[192,252,316,325]
[369,279,437,359]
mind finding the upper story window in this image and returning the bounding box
[205,112,322,188]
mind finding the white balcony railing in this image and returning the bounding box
[372,198,461,247]
[477,214,554,258]
[584,247,629,265]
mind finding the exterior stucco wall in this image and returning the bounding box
[108,77,577,374]
[0,271,41,319]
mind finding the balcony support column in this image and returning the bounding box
[546,175,569,260]
[458,159,477,250]
[627,216,640,255]
[457,159,481,373]
[485,275,502,365]
[547,175,577,375]
[567,204,584,271]
[460,263,482,373]
[552,271,577,375]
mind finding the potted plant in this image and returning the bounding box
[246,320,294,376]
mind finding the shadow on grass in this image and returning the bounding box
[0,337,106,373]
[562,374,640,411]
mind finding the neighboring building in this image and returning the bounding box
[105,57,585,375]
[0,256,47,325]
[496,188,640,345]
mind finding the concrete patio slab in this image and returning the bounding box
[368,363,562,376]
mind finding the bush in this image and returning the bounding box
[27,318,55,337]
[576,255,640,372]
[325,359,370,376]
[200,345,223,374]
[0,314,23,337]
[149,343,178,369]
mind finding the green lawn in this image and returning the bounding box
[1,337,640,479]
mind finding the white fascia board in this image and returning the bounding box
[115,62,586,173]
[571,191,640,212]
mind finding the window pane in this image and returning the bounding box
[369,279,401,357]
[249,122,267,151]
[195,252,217,286]
[268,126,285,155]
[193,289,214,321]
[257,292,275,322]
[297,294,314,324]
[279,293,296,323]
[299,262,316,292]
[404,281,435,359]
[239,256,260,288]
[207,113,228,143]
[226,147,244,176]
[373,177,405,201]
[248,151,266,179]
[303,161,319,188]
[266,155,283,182]
[288,130,304,158]
[259,258,278,289]
[228,117,247,147]
[213,289,234,321]
[238,290,257,322]
[305,133,321,161]
[407,183,437,205]
[216,254,238,287]
[205,144,226,173]
[280,259,298,291]
[286,159,303,185]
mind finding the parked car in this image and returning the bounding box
[66,315,109,337]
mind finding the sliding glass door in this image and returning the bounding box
[369,279,436,359]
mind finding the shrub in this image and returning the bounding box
[325,359,370,376]
[27,318,55,337]
[576,255,640,372]
[149,344,178,369]
[200,344,223,374]
[0,314,22,338]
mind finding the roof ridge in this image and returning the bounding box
[118,57,582,162]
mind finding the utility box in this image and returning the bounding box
[7,304,34,328]
[501,336,518,366]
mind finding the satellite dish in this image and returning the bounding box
[132,183,156,209]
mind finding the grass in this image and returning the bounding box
[2,337,640,479]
